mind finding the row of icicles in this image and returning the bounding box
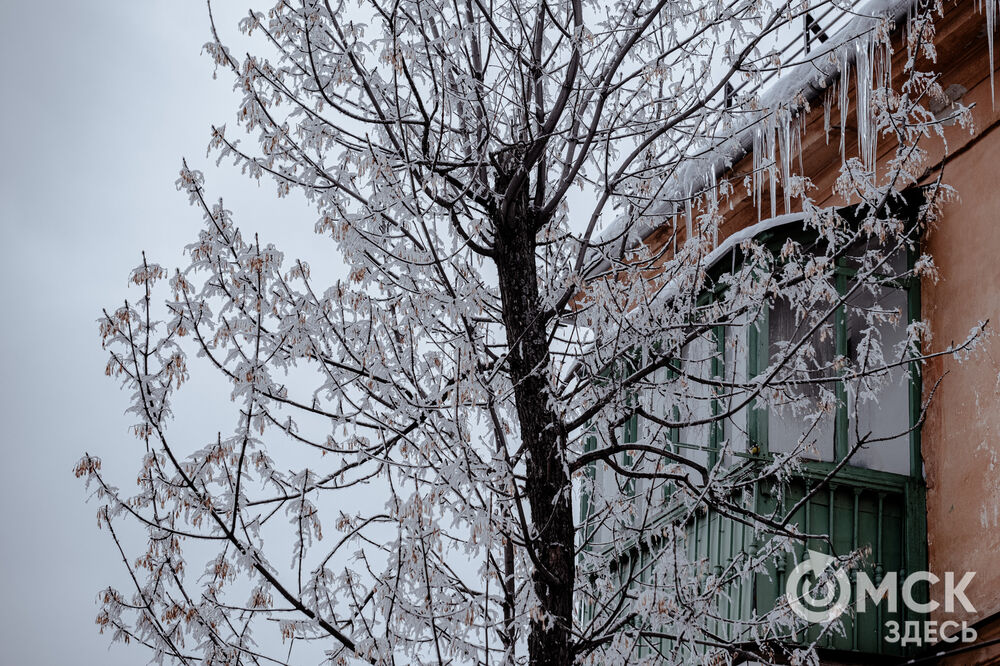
[662,0,1000,255]
[663,30,891,255]
[751,32,888,223]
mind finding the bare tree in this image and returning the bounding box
[79,0,987,664]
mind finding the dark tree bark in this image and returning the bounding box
[494,169,575,666]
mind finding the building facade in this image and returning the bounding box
[581,1,1000,662]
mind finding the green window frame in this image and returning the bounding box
[745,240,922,480]
[575,204,931,658]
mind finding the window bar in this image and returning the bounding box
[692,511,700,562]
[776,484,788,597]
[804,481,812,548]
[623,390,637,499]
[827,485,836,557]
[709,325,724,469]
[876,491,886,654]
[706,509,713,583]
[827,483,838,646]
[853,492,865,653]
[733,522,753,638]
[851,488,861,552]
[748,307,769,456]
[835,269,850,461]
[715,510,724,578]
[727,513,736,635]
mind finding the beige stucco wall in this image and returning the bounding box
[897,4,1000,641]
[636,2,1000,654]
[922,93,1000,631]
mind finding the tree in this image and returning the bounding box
[79,0,986,664]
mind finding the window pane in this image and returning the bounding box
[678,331,713,469]
[845,286,910,475]
[721,316,750,461]
[841,236,908,277]
[767,295,836,461]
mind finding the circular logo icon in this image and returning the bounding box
[784,549,851,624]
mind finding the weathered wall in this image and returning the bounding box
[921,56,1000,634]
[635,1,1000,655]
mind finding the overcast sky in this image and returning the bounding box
[0,2,338,663]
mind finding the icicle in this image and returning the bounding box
[709,170,719,248]
[906,0,912,49]
[856,35,876,170]
[796,114,805,189]
[839,50,851,164]
[685,188,693,243]
[777,108,792,215]
[823,85,833,145]
[987,0,997,107]
[753,124,763,220]
[767,113,777,221]
[882,27,892,94]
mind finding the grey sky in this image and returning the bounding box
[0,2,333,663]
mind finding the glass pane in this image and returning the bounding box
[841,236,908,277]
[678,331,714,469]
[767,295,836,461]
[845,286,911,475]
[721,316,750,461]
[639,359,685,503]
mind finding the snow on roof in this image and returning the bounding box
[647,211,808,305]
[585,0,915,273]
[563,210,809,381]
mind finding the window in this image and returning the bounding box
[576,210,929,659]
[844,283,911,475]
[744,237,918,478]
[765,291,838,462]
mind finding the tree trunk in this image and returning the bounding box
[494,199,575,666]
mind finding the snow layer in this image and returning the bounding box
[586,0,915,273]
